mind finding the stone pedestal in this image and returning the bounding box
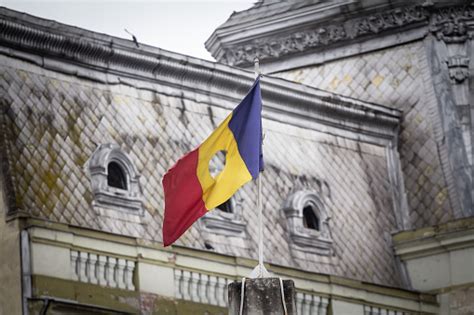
[228,278,296,315]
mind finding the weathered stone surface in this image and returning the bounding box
[0,159,22,314]
[228,278,296,315]
[0,53,404,287]
[275,41,455,230]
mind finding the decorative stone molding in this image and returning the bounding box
[431,6,473,43]
[200,197,246,236]
[447,55,470,83]
[283,190,332,255]
[213,5,429,67]
[88,143,143,213]
[0,7,401,146]
[71,250,136,290]
[208,4,474,68]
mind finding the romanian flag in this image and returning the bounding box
[162,78,263,246]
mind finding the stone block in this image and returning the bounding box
[30,242,71,280]
[138,262,174,298]
[228,278,296,315]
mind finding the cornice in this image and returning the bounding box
[207,3,474,68]
[393,217,474,260]
[0,7,401,144]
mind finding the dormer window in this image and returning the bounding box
[89,144,143,213]
[283,190,332,255]
[200,196,246,237]
[217,200,233,213]
[303,205,319,231]
[107,162,127,190]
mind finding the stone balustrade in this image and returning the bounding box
[364,305,410,315]
[70,250,135,290]
[174,268,330,313]
[174,269,231,307]
[296,292,329,315]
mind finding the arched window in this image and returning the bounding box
[217,200,233,213]
[89,143,143,213]
[303,205,319,230]
[107,162,127,190]
[283,190,332,255]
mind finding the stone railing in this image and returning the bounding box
[174,269,330,312]
[70,250,135,290]
[174,269,232,307]
[364,305,410,315]
[296,292,329,315]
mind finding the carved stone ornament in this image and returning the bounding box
[283,190,332,255]
[431,6,473,43]
[222,6,428,66]
[447,55,470,83]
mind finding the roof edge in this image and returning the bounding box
[205,1,473,68]
[0,7,401,144]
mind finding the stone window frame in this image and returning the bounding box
[200,195,246,237]
[89,143,143,214]
[283,190,332,255]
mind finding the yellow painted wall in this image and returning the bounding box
[0,175,22,314]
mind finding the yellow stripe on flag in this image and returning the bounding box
[196,114,253,210]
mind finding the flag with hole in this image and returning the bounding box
[162,77,263,246]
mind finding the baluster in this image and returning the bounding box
[308,294,315,314]
[125,261,135,290]
[174,269,183,299]
[224,278,232,305]
[79,252,88,282]
[190,272,200,302]
[216,277,226,307]
[304,293,312,315]
[199,274,209,304]
[322,297,329,315]
[116,258,127,289]
[97,255,107,286]
[106,257,117,288]
[315,295,321,315]
[182,271,191,301]
[88,253,98,284]
[296,292,304,315]
[70,250,79,281]
[208,275,218,305]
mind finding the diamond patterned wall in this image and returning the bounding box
[0,55,402,287]
[275,41,454,229]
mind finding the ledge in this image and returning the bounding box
[200,211,246,237]
[290,233,333,256]
[393,217,474,260]
[23,217,438,310]
[0,7,401,145]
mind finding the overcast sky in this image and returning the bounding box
[0,0,255,60]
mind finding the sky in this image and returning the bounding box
[0,0,255,60]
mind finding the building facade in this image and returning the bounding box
[0,1,472,314]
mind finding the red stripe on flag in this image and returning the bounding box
[162,148,207,246]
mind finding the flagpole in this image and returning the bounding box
[252,57,268,278]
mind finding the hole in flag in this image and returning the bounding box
[209,150,227,179]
